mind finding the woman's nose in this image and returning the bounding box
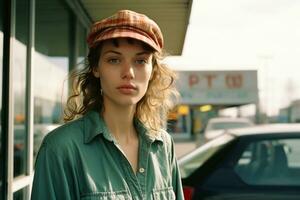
[121,62,135,79]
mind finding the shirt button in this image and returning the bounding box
[139,167,145,173]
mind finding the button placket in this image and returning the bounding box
[137,138,152,199]
[112,141,142,200]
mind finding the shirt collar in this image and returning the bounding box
[133,117,163,144]
[83,110,113,143]
[83,110,163,144]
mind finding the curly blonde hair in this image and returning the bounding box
[64,39,179,132]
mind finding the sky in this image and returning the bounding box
[165,0,300,116]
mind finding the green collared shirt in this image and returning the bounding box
[31,111,183,200]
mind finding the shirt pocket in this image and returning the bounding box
[152,187,176,200]
[81,190,132,200]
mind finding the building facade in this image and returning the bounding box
[1,0,90,199]
[0,0,192,199]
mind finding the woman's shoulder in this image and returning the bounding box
[41,117,85,149]
[159,128,171,140]
[155,129,176,162]
[157,129,174,148]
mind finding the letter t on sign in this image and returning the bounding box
[204,74,216,88]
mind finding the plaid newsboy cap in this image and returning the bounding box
[86,10,164,52]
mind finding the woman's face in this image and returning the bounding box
[93,38,153,108]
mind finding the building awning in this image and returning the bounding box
[80,0,193,55]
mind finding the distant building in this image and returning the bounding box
[168,70,258,139]
[279,99,300,123]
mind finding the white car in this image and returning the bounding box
[204,117,254,141]
[180,124,300,200]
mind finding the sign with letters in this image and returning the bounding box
[176,70,258,105]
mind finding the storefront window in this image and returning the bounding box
[0,0,4,191]
[33,0,70,159]
[13,186,27,200]
[77,22,87,66]
[13,0,29,177]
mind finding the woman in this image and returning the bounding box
[31,10,183,200]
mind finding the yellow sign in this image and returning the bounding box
[199,105,212,112]
[178,105,189,115]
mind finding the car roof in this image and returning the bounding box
[208,117,252,123]
[226,123,300,137]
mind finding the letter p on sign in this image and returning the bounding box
[189,74,199,87]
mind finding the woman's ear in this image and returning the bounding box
[92,67,100,78]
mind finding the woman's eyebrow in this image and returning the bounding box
[102,50,121,55]
[102,50,151,56]
[136,51,151,56]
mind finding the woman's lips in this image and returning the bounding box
[117,84,137,94]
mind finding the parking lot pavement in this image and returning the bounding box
[174,134,206,158]
[174,140,197,158]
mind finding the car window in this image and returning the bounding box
[234,138,300,186]
[179,134,235,178]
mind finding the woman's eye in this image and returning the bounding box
[135,59,147,65]
[107,58,120,64]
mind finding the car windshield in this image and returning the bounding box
[179,134,235,178]
[210,122,251,130]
